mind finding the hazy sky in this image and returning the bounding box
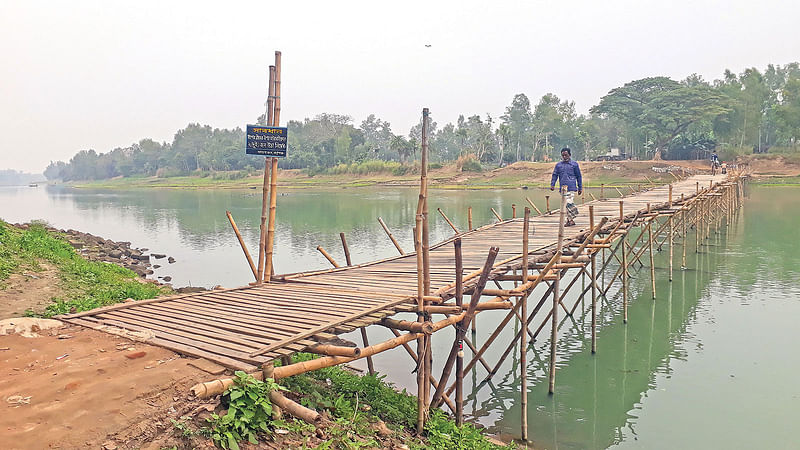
[1,0,798,173]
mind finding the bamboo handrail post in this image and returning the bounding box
[648,218,656,299]
[454,238,464,426]
[589,206,597,354]
[339,232,352,266]
[600,184,605,199]
[226,211,258,281]
[512,204,517,218]
[468,206,473,230]
[520,207,530,441]
[545,195,551,213]
[437,208,460,234]
[414,215,425,434]
[430,246,499,409]
[549,188,567,394]
[620,201,628,323]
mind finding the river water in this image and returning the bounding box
[0,184,797,448]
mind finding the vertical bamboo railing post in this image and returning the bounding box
[257,66,276,283]
[601,183,605,200]
[264,51,282,282]
[668,185,673,281]
[545,195,551,214]
[454,238,464,427]
[420,109,432,410]
[695,193,700,252]
[468,206,473,231]
[512,204,517,219]
[648,217,656,299]
[414,215,425,434]
[226,211,258,281]
[620,200,628,324]
[682,200,688,269]
[589,206,597,354]
[339,232,352,266]
[549,188,567,395]
[520,207,530,441]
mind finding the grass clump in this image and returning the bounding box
[0,219,167,316]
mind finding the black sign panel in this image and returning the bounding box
[246,125,288,157]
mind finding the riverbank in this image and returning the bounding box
[66,157,800,190]
[0,221,515,449]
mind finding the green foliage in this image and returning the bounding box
[419,410,515,450]
[0,220,166,315]
[207,371,285,450]
[460,158,483,172]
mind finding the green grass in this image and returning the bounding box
[0,220,168,316]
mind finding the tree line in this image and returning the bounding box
[45,62,800,181]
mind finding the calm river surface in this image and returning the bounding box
[0,184,797,448]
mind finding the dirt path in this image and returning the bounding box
[0,323,216,449]
[0,264,61,319]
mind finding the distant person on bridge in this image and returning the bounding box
[550,147,583,227]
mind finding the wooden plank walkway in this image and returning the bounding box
[61,174,725,371]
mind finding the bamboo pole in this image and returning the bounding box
[437,208,460,233]
[468,207,473,230]
[525,197,543,216]
[545,195,551,213]
[257,66,276,283]
[669,212,674,281]
[512,204,517,218]
[430,247,499,408]
[339,232,352,266]
[682,202,688,269]
[360,327,375,375]
[549,188,567,394]
[491,207,503,222]
[601,184,605,199]
[454,238,464,426]
[307,344,361,357]
[264,51,282,282]
[421,109,432,412]
[415,214,425,434]
[381,317,434,334]
[377,217,405,255]
[316,246,340,268]
[270,390,321,423]
[589,206,597,354]
[226,211,258,281]
[520,207,530,441]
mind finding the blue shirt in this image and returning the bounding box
[550,159,583,192]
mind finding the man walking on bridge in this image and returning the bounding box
[550,147,583,227]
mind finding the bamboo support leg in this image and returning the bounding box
[360,327,375,375]
[649,218,656,299]
[340,232,352,266]
[549,190,567,394]
[377,217,405,255]
[520,207,530,441]
[226,211,258,281]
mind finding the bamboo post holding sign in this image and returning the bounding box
[454,238,464,426]
[339,232,352,266]
[226,211,258,281]
[420,109,433,409]
[589,205,597,354]
[257,66,276,283]
[264,51,282,283]
[520,207,530,441]
[377,217,405,255]
[549,187,567,395]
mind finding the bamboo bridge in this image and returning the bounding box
[60,170,746,434]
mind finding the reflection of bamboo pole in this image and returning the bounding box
[316,246,340,268]
[525,197,542,215]
[437,208,460,233]
[226,211,258,281]
[521,207,530,441]
[257,66,276,283]
[549,188,567,394]
[377,217,404,255]
[339,232,352,266]
[264,51,282,282]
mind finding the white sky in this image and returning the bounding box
[1,0,798,173]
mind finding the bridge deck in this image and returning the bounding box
[62,174,723,371]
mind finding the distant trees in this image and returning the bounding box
[45,62,800,181]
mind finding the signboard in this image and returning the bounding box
[246,125,288,157]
